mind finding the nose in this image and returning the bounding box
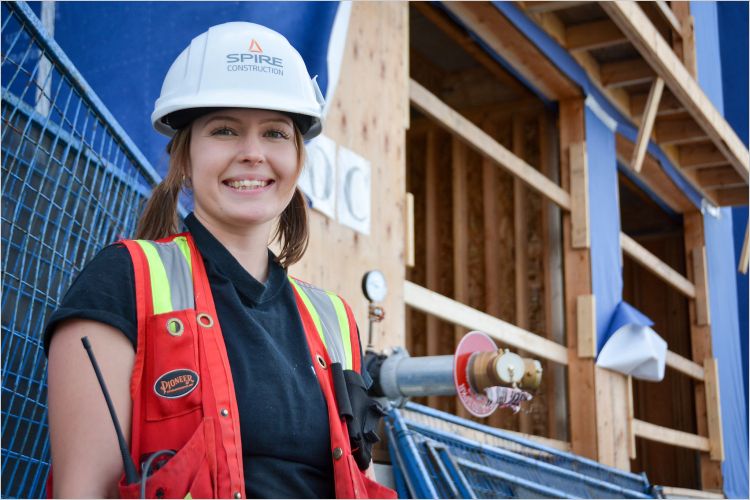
[236,135,266,165]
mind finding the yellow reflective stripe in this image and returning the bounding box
[326,292,352,370]
[135,240,172,315]
[290,278,327,349]
[173,235,192,276]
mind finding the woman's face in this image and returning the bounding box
[189,108,299,234]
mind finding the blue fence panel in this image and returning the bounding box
[1,2,161,497]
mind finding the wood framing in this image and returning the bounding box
[620,232,696,298]
[576,295,596,358]
[683,211,723,490]
[691,246,711,326]
[405,192,415,268]
[654,116,708,146]
[703,358,725,461]
[654,0,682,34]
[740,221,749,274]
[452,137,470,418]
[601,1,750,182]
[569,142,590,248]
[600,58,655,88]
[665,350,705,381]
[679,143,727,170]
[566,19,627,52]
[626,376,636,460]
[409,79,572,210]
[403,281,569,365]
[632,419,710,452]
[631,78,665,173]
[425,128,440,410]
[442,2,580,100]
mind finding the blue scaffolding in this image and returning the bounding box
[1,2,160,497]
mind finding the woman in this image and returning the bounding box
[46,21,394,499]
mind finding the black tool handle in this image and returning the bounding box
[81,336,140,486]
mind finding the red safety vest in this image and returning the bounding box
[106,232,395,499]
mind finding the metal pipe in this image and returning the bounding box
[380,353,455,398]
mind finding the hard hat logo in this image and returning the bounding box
[248,39,263,53]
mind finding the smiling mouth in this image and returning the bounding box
[224,179,273,191]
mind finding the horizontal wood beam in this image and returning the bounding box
[443,2,580,101]
[621,232,697,298]
[601,58,655,88]
[409,79,572,210]
[404,280,569,365]
[679,143,728,169]
[655,117,708,146]
[713,186,749,207]
[696,166,746,189]
[521,1,588,15]
[566,19,628,52]
[660,487,724,500]
[630,90,684,118]
[665,350,705,381]
[600,1,750,182]
[632,418,710,452]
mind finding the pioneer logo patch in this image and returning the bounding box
[154,369,199,399]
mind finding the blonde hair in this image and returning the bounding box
[135,124,309,268]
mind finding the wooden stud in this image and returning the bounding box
[569,142,590,248]
[409,79,572,210]
[683,211,723,489]
[714,187,749,207]
[452,136,470,418]
[442,2,580,101]
[631,419,710,452]
[405,192,415,268]
[576,295,596,358]
[654,0,682,34]
[513,116,530,333]
[654,117,708,146]
[665,350,706,381]
[600,1,749,182]
[521,1,587,14]
[703,358,725,461]
[631,78,665,173]
[403,281,569,365]
[566,19,628,52]
[425,128,440,410]
[620,232,696,298]
[691,245,711,326]
[627,376,636,459]
[600,58,655,88]
[560,99,598,460]
[739,221,749,274]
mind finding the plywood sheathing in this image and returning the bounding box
[291,2,408,350]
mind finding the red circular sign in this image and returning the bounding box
[453,331,498,417]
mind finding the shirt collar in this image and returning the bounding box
[184,213,287,305]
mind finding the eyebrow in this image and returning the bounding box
[203,115,293,127]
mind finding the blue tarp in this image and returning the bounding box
[49,2,343,175]
[693,2,749,497]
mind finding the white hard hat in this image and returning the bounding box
[152,21,325,139]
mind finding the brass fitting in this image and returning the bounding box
[468,350,543,392]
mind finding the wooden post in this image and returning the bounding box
[405,193,415,268]
[740,220,749,274]
[425,128,440,411]
[576,295,597,358]
[452,135,470,418]
[683,211,723,490]
[703,358,725,461]
[569,142,590,248]
[560,99,598,460]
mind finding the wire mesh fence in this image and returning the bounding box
[389,403,659,499]
[1,2,160,497]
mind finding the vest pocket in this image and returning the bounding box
[119,418,217,499]
[145,309,202,422]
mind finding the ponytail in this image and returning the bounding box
[135,128,191,240]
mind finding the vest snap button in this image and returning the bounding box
[316,354,327,369]
[220,408,229,417]
[333,447,343,460]
[233,492,241,499]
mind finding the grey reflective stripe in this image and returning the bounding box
[152,240,194,311]
[297,282,347,366]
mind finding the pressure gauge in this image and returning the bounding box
[362,270,387,302]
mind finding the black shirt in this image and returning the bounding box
[44,214,344,498]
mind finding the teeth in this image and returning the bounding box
[226,179,270,190]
